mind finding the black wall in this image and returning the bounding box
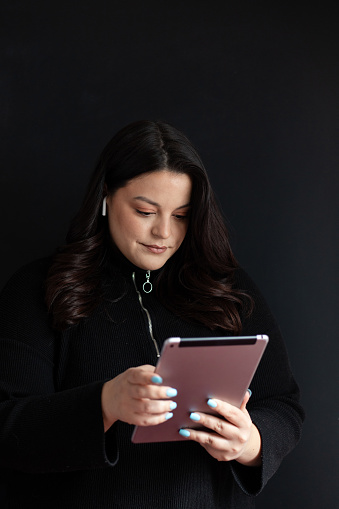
[1,2,338,507]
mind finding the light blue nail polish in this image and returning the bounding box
[247,389,252,397]
[151,375,163,384]
[166,388,178,397]
[179,429,190,437]
[170,401,177,410]
[165,412,173,420]
[207,398,217,408]
[190,412,200,421]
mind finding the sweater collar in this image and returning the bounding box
[107,245,164,280]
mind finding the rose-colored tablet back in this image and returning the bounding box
[132,335,268,444]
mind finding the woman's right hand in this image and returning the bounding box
[101,365,178,431]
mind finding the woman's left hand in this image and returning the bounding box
[179,391,262,466]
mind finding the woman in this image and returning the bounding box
[0,120,304,508]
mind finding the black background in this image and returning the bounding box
[1,2,338,507]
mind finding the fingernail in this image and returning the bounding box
[247,389,252,397]
[207,399,217,408]
[190,412,200,421]
[179,429,190,437]
[165,412,173,420]
[166,388,177,397]
[151,375,163,384]
[170,401,177,410]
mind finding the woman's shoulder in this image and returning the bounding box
[0,256,56,356]
[233,266,280,336]
[233,266,262,297]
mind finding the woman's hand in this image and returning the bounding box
[101,365,178,432]
[179,391,262,466]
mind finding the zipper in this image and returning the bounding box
[132,272,160,358]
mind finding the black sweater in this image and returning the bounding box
[0,258,304,508]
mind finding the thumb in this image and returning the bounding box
[240,389,252,411]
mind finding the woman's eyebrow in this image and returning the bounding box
[175,203,191,210]
[133,196,160,207]
[133,196,190,210]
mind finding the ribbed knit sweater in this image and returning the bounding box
[0,257,304,508]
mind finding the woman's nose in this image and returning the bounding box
[151,217,171,239]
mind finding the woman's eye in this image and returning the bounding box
[136,209,153,216]
[136,209,188,219]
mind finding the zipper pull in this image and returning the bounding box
[143,270,153,293]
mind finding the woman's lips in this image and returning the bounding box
[142,244,168,254]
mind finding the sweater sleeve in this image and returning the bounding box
[0,259,118,473]
[229,268,305,496]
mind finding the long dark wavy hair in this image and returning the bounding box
[46,120,252,332]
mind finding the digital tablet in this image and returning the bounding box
[131,335,268,444]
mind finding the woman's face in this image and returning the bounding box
[106,170,192,270]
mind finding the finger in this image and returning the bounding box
[178,427,244,462]
[240,390,251,411]
[178,427,227,449]
[130,383,178,401]
[134,410,175,427]
[127,367,176,396]
[134,397,177,415]
[206,399,249,427]
[127,365,157,385]
[188,411,245,441]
